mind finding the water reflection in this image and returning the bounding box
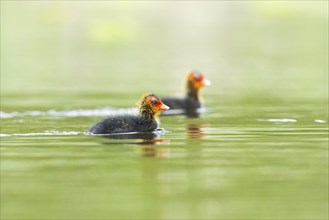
[139,145,168,158]
[99,131,169,158]
[162,108,204,118]
[187,123,205,139]
[101,132,159,140]
[100,132,162,145]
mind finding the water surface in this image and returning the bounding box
[1,96,328,219]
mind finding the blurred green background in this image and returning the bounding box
[1,1,328,108]
[1,1,328,220]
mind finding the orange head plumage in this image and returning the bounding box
[187,70,211,90]
[139,94,169,120]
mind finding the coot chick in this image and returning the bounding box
[89,94,169,134]
[161,71,211,112]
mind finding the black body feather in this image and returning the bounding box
[161,97,201,110]
[89,114,158,134]
[161,88,201,110]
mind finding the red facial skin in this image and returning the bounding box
[142,95,170,114]
[154,99,170,111]
[188,71,211,89]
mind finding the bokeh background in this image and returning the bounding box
[1,1,328,220]
[1,1,328,110]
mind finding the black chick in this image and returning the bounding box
[161,71,211,113]
[89,94,169,134]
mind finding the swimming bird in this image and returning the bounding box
[161,71,210,114]
[89,94,169,134]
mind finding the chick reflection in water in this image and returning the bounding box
[187,123,206,139]
[100,130,169,158]
[100,129,165,144]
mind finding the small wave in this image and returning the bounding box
[0,108,138,119]
[161,107,207,116]
[257,118,297,123]
[94,129,168,140]
[0,130,85,137]
[0,129,168,137]
[95,128,168,136]
[1,108,207,119]
[161,109,185,115]
[314,119,327,124]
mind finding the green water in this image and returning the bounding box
[1,2,328,220]
[1,97,328,219]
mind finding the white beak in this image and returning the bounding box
[203,79,211,86]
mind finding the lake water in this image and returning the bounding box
[1,2,328,220]
[1,94,328,219]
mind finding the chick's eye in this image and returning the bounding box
[151,99,157,104]
[194,76,201,81]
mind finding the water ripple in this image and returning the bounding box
[0,131,85,137]
[0,129,167,138]
[0,108,138,119]
[257,118,297,123]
